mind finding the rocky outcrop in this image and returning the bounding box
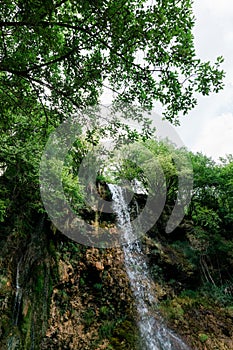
[41,243,139,349]
[0,217,139,350]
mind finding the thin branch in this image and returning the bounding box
[54,0,69,9]
[26,75,81,108]
[102,83,120,96]
[0,84,29,116]
[181,73,196,85]
[1,29,8,57]
[28,77,49,128]
[26,46,80,73]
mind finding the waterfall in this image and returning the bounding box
[108,184,190,350]
[7,259,23,350]
[13,258,23,326]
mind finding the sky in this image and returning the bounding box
[175,0,233,160]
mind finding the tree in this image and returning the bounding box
[185,153,233,287]
[0,0,224,124]
[0,0,225,233]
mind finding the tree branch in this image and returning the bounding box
[27,76,49,128]
[0,20,162,76]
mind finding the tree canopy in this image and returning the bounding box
[0,0,225,124]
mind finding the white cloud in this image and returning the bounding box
[194,0,233,17]
[192,113,233,160]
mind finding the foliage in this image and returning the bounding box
[147,151,233,312]
[0,0,224,123]
[186,154,233,284]
[115,138,192,208]
[160,299,185,321]
[200,282,233,306]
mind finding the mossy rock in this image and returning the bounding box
[110,320,140,350]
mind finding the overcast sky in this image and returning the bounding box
[175,0,233,160]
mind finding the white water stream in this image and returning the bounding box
[13,258,23,326]
[109,184,190,350]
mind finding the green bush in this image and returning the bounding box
[200,283,233,306]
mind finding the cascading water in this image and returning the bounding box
[108,184,190,350]
[13,258,23,326]
[7,259,24,350]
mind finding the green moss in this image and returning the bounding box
[83,309,95,327]
[21,305,32,334]
[99,320,115,338]
[48,240,56,257]
[99,305,113,319]
[93,282,102,291]
[198,333,209,343]
[35,272,44,294]
[79,277,85,287]
[159,299,185,321]
[21,305,32,348]
[1,314,11,336]
[0,275,8,289]
[110,319,140,350]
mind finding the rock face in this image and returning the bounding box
[0,218,139,350]
[142,232,233,350]
[41,243,139,350]
[0,216,52,350]
[0,194,233,350]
